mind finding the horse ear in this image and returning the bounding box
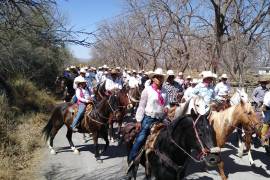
[240,99,245,106]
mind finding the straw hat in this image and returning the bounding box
[74,76,86,84]
[111,69,118,74]
[167,70,175,76]
[186,75,192,79]
[220,74,228,79]
[149,68,165,79]
[258,76,270,83]
[79,68,86,74]
[201,71,214,80]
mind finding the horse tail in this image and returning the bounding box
[42,103,69,141]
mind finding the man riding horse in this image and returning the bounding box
[127,68,167,173]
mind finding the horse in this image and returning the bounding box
[108,88,130,142]
[42,92,122,160]
[121,95,220,180]
[209,100,262,180]
[127,86,141,114]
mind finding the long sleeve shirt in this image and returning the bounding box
[252,86,268,104]
[135,86,166,122]
[105,77,123,91]
[192,82,215,104]
[214,82,231,96]
[76,87,91,103]
[162,81,183,104]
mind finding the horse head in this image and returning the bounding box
[190,113,221,167]
[238,100,262,136]
[231,88,249,105]
[107,91,123,121]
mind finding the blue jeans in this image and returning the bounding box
[128,115,159,162]
[71,103,86,128]
[264,110,270,124]
[71,95,77,104]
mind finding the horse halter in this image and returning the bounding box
[169,115,212,163]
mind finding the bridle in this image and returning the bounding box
[170,115,211,163]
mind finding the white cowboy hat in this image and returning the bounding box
[70,65,76,69]
[103,64,109,69]
[98,66,103,69]
[116,66,121,70]
[132,70,137,74]
[65,67,70,71]
[186,75,192,79]
[74,76,87,84]
[167,70,175,76]
[149,68,165,79]
[79,68,86,74]
[201,71,214,80]
[178,72,183,76]
[127,70,131,74]
[221,74,228,79]
[191,78,199,84]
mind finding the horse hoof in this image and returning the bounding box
[73,149,80,155]
[50,149,56,155]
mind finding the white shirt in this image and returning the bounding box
[214,82,231,96]
[105,77,122,91]
[96,71,103,83]
[263,91,270,107]
[136,86,166,122]
[183,86,194,100]
[76,87,90,103]
[129,76,139,88]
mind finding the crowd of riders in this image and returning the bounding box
[57,64,270,168]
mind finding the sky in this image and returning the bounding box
[57,0,124,60]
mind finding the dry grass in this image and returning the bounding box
[0,79,56,180]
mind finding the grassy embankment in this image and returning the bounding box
[0,78,56,179]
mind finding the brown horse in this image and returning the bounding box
[108,88,130,142]
[209,100,262,180]
[42,93,122,160]
[127,86,141,112]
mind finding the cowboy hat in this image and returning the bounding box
[191,78,199,84]
[111,69,118,74]
[79,68,86,74]
[201,71,214,80]
[65,67,70,71]
[186,75,192,79]
[116,66,121,70]
[167,70,175,76]
[221,74,228,79]
[178,72,183,76]
[70,65,76,69]
[74,76,86,84]
[103,64,109,69]
[149,68,165,79]
[258,76,270,83]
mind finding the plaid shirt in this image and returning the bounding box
[162,81,183,104]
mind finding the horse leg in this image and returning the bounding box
[244,133,254,165]
[66,128,80,155]
[218,160,227,180]
[109,123,115,143]
[47,124,63,155]
[101,128,109,154]
[93,132,100,160]
[237,126,244,158]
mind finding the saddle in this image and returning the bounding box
[68,103,93,129]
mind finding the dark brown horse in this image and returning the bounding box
[108,88,130,142]
[42,93,122,160]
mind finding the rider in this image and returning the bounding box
[252,78,269,108]
[105,69,122,93]
[214,74,231,102]
[262,90,270,146]
[71,76,92,132]
[127,68,167,172]
[128,70,140,89]
[182,78,198,102]
[162,70,183,107]
[191,71,216,105]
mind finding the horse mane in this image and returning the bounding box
[169,115,192,135]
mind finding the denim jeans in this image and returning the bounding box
[71,95,77,104]
[128,115,159,162]
[71,103,86,128]
[263,110,270,124]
